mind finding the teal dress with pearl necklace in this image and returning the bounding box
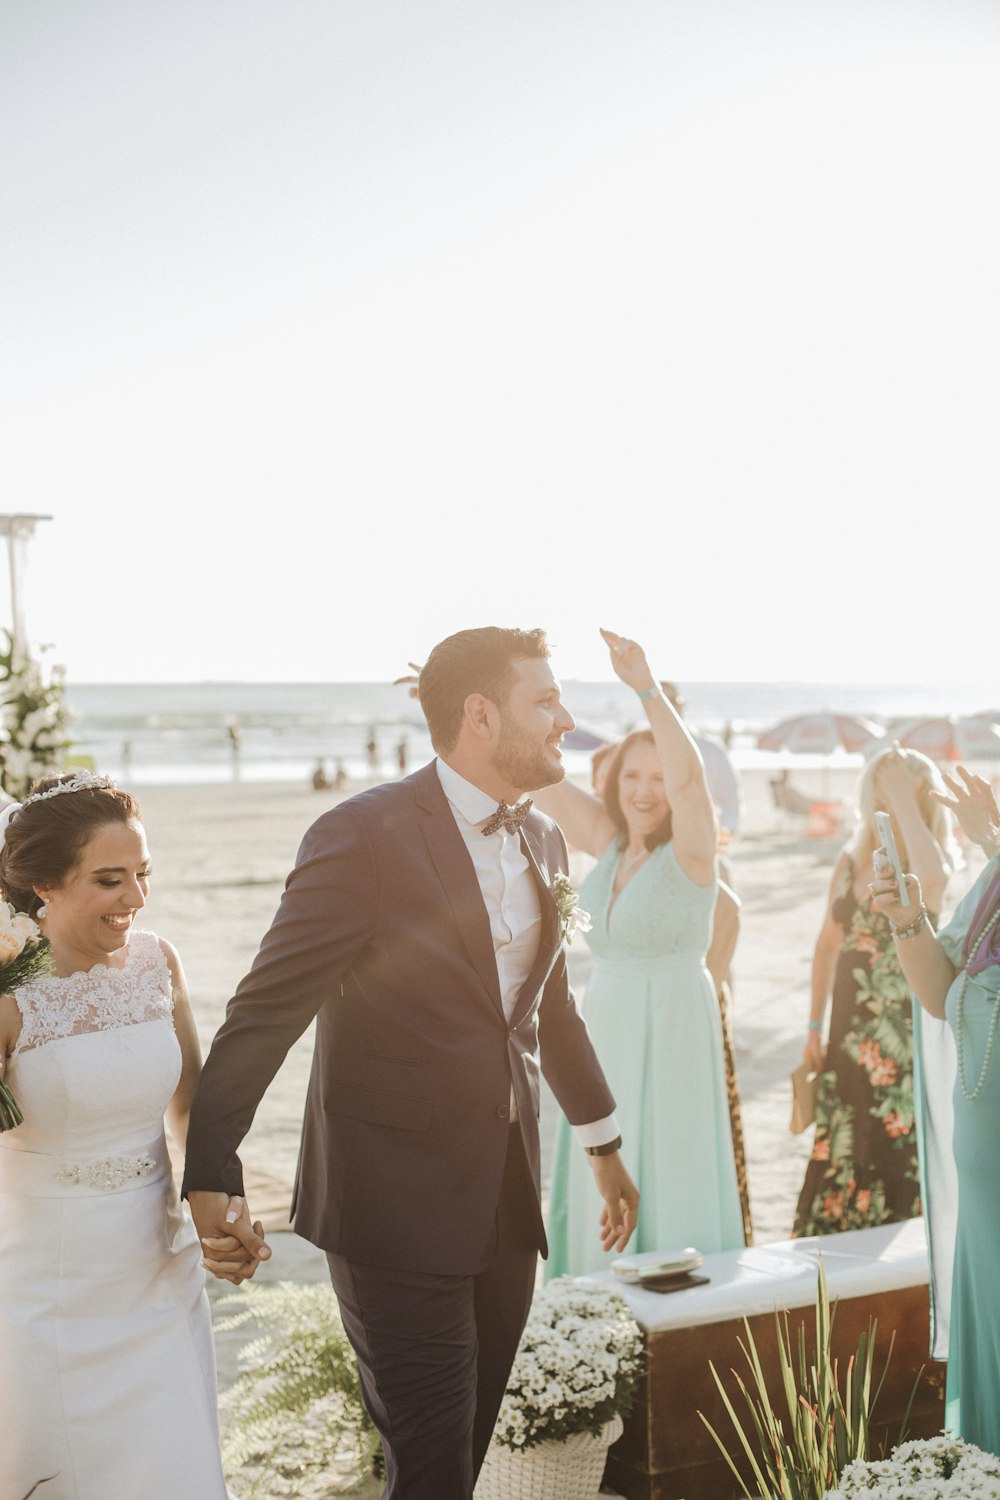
[545,838,745,1279]
[925,859,1000,1454]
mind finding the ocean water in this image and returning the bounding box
[62,679,992,787]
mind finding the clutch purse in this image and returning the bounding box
[789,1062,818,1134]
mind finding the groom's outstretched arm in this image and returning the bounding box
[183,804,376,1204]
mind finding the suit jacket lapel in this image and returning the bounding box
[413,765,504,1017]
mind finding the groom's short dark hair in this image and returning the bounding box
[419,627,550,754]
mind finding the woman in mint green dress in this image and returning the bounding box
[872,766,1000,1456]
[535,630,745,1279]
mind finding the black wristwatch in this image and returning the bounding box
[584,1135,622,1157]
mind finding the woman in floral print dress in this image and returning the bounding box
[793,748,956,1237]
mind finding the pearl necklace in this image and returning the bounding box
[955,902,1000,1104]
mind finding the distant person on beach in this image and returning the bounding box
[0,773,232,1499]
[872,766,1000,1455]
[312,760,331,791]
[365,728,379,778]
[333,760,347,791]
[535,630,746,1275]
[396,735,408,776]
[183,625,638,1498]
[770,767,815,817]
[226,720,241,782]
[793,747,956,1237]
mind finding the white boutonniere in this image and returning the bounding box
[550,874,592,945]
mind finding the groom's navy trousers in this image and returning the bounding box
[328,1124,538,1494]
[183,762,616,1496]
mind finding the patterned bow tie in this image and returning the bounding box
[482,798,533,837]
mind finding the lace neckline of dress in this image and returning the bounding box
[46,938,144,984]
[13,930,173,1055]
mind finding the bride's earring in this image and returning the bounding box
[36,902,48,919]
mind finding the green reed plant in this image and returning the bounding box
[699,1260,920,1500]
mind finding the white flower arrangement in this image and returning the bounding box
[550,874,592,945]
[0,633,71,800]
[493,1278,642,1452]
[824,1434,1000,1499]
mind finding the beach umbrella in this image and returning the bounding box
[890,715,1000,761]
[756,712,885,755]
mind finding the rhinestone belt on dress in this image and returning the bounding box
[55,1152,157,1191]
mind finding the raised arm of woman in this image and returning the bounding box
[932,765,1000,861]
[870,871,958,1019]
[601,629,717,886]
[804,852,850,1071]
[879,755,951,910]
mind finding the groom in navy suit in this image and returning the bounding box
[184,626,639,1498]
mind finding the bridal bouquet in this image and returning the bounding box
[0,902,49,1131]
[492,1278,642,1451]
[824,1435,1000,1499]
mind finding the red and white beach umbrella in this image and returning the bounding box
[756,712,886,756]
[889,715,1000,761]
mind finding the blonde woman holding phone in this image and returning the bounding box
[793,747,955,1238]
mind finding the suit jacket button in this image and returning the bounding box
[496,1104,510,1120]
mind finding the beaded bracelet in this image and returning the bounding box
[637,686,658,702]
[891,905,928,941]
[807,1020,822,1032]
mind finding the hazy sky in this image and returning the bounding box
[2,0,998,683]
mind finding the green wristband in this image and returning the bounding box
[637,686,658,702]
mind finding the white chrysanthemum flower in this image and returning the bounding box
[490,1277,642,1451]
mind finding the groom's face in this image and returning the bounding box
[491,658,575,793]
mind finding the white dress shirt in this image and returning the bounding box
[436,758,619,1149]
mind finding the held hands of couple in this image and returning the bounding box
[188,1190,271,1285]
[589,1151,640,1254]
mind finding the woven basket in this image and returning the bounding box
[475,1415,624,1500]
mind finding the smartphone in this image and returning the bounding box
[874,811,910,908]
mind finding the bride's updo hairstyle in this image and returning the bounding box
[0,773,142,919]
[601,729,673,852]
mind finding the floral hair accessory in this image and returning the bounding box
[551,874,592,945]
[22,771,116,808]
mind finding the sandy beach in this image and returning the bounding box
[135,765,987,1491]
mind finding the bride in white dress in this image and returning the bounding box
[0,772,242,1500]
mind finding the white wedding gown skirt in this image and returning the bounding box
[0,933,229,1500]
